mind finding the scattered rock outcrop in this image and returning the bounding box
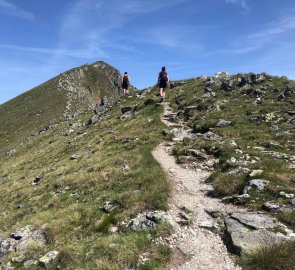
[224,212,294,255]
[0,225,46,266]
[243,179,270,194]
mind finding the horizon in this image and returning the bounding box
[1,0,295,104]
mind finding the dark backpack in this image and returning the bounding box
[159,71,168,82]
[123,75,129,83]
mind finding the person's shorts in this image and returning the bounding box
[159,80,168,89]
[122,82,129,89]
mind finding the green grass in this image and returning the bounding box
[239,240,295,270]
[276,210,295,231]
[166,75,294,199]
[1,70,295,269]
[0,89,170,269]
[164,75,295,270]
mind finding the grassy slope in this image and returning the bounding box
[167,75,294,200]
[0,77,66,154]
[165,75,295,269]
[0,61,120,156]
[0,92,170,269]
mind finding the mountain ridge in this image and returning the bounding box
[0,61,122,156]
[0,63,294,270]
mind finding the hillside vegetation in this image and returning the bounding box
[0,61,121,156]
[0,66,295,270]
[165,72,295,270]
[0,63,170,269]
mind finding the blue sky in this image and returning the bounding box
[1,0,295,104]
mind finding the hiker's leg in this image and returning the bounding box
[163,89,166,98]
[160,88,164,97]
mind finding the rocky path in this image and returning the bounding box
[152,103,241,270]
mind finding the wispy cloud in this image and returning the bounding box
[249,16,295,39]
[0,44,107,58]
[220,12,295,55]
[58,0,191,58]
[0,0,191,59]
[0,0,34,20]
[225,0,248,11]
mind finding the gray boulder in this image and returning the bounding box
[70,154,80,160]
[216,119,231,127]
[202,131,222,141]
[183,106,199,119]
[23,260,38,268]
[127,211,176,231]
[185,149,208,160]
[39,251,59,269]
[230,212,276,229]
[33,173,44,184]
[128,215,157,231]
[87,115,100,125]
[15,227,46,254]
[228,167,250,177]
[0,235,16,261]
[263,201,281,212]
[10,225,33,240]
[0,226,45,262]
[243,179,270,194]
[225,215,285,255]
[101,201,119,213]
[220,80,234,91]
[221,194,250,204]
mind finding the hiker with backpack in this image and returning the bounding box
[121,72,131,96]
[158,66,169,103]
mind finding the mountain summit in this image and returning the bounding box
[0,61,121,154]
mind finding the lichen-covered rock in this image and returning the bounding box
[216,119,231,127]
[33,172,44,185]
[39,250,59,268]
[221,194,251,204]
[249,170,263,177]
[263,201,281,212]
[243,179,270,194]
[279,191,294,199]
[225,217,284,255]
[23,259,38,268]
[230,212,276,230]
[127,211,176,231]
[10,225,33,240]
[185,149,209,160]
[15,228,46,254]
[101,201,119,213]
[228,167,250,176]
[0,235,16,261]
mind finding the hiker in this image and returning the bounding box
[158,66,169,103]
[121,72,131,95]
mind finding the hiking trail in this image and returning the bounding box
[152,102,242,270]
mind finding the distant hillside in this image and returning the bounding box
[0,61,121,155]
